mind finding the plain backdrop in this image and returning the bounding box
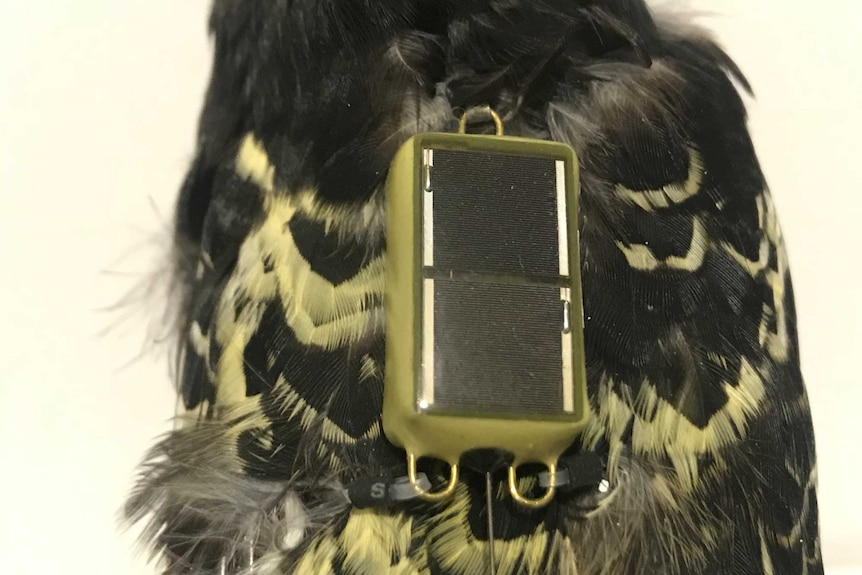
[0,1,859,573]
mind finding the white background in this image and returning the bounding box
[0,1,859,573]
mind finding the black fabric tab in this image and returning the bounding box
[557,452,604,492]
[346,475,395,508]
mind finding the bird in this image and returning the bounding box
[125,1,822,574]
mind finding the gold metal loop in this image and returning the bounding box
[508,463,556,508]
[458,106,504,136]
[407,453,459,502]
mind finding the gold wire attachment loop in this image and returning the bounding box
[407,453,459,502]
[508,463,556,508]
[458,106,504,136]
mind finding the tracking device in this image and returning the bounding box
[383,108,589,507]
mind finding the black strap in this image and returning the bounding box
[346,452,605,509]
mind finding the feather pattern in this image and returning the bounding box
[127,1,821,573]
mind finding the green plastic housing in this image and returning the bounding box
[382,132,589,469]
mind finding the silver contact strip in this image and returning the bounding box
[423,149,434,267]
[422,278,435,407]
[556,160,570,276]
[561,286,574,412]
